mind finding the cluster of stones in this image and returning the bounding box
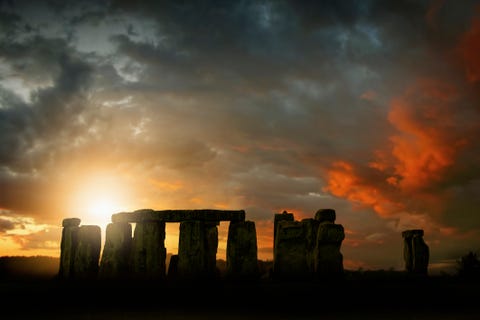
[58,218,101,279]
[273,209,345,279]
[59,209,258,280]
[402,229,429,275]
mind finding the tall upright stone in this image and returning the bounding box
[132,221,166,280]
[273,211,294,253]
[301,218,320,275]
[73,225,102,280]
[313,209,345,278]
[226,220,258,279]
[204,222,219,277]
[58,218,81,279]
[273,220,309,279]
[402,229,429,275]
[99,222,132,279]
[178,220,207,279]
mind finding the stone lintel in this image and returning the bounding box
[112,209,245,223]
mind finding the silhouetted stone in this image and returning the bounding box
[301,218,320,274]
[273,211,294,253]
[73,225,101,280]
[314,209,336,223]
[177,220,207,278]
[99,222,132,279]
[205,222,219,277]
[226,220,258,279]
[274,220,309,279]
[112,209,245,223]
[314,222,345,278]
[62,218,81,228]
[58,218,80,279]
[402,229,429,275]
[132,221,166,280]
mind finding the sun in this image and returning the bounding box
[68,173,131,229]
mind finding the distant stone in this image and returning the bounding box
[62,218,81,228]
[99,222,132,279]
[274,220,309,279]
[314,209,336,223]
[131,221,166,280]
[402,229,429,275]
[226,220,258,279]
[73,225,102,280]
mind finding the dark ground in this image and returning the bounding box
[0,274,479,319]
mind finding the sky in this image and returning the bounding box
[1,0,480,273]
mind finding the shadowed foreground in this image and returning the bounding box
[0,275,478,319]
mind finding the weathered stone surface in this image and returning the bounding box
[274,220,309,279]
[112,209,245,223]
[301,218,320,274]
[314,223,345,277]
[99,222,132,279]
[403,229,429,275]
[226,220,258,279]
[73,225,101,280]
[314,209,336,223]
[316,223,345,244]
[131,221,166,280]
[177,221,207,278]
[58,224,79,279]
[62,218,81,228]
[273,211,294,251]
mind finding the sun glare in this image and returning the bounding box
[69,173,131,229]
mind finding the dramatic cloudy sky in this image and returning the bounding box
[1,0,480,272]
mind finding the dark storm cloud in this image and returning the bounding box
[0,36,92,172]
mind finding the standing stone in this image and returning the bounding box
[402,229,429,275]
[73,225,101,280]
[274,220,309,279]
[132,221,166,280]
[226,220,258,279]
[99,222,132,279]
[178,220,207,278]
[273,211,294,255]
[301,218,320,275]
[204,222,219,277]
[314,222,345,278]
[58,218,81,279]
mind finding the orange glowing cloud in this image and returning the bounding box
[387,79,464,191]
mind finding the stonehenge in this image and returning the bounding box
[59,207,430,282]
[273,209,345,279]
[59,209,257,280]
[402,229,429,275]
